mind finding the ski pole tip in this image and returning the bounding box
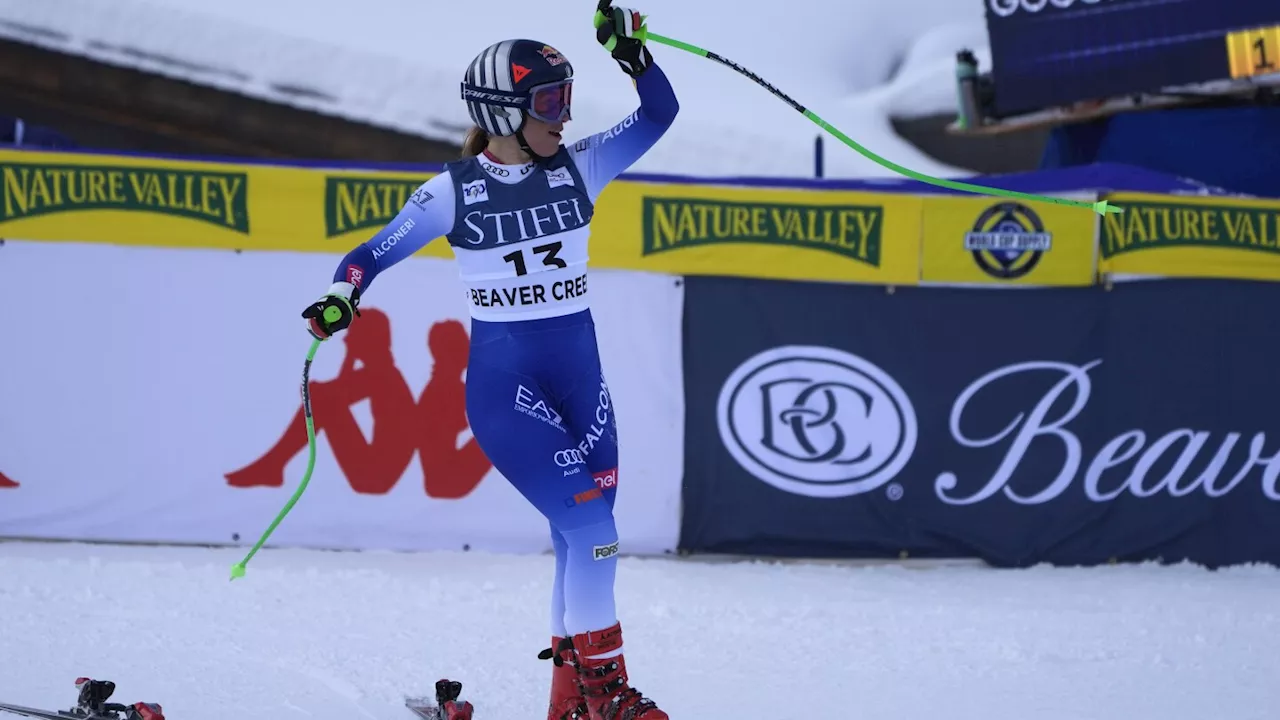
[1093,200,1123,216]
[230,562,246,581]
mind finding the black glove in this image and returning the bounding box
[595,1,653,78]
[301,282,361,340]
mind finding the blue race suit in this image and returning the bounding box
[328,63,678,637]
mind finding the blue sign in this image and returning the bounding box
[984,0,1280,116]
[680,276,1280,567]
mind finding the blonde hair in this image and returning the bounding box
[462,126,489,158]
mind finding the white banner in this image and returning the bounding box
[0,240,685,555]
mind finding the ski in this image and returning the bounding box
[0,680,162,720]
[403,699,438,720]
[0,702,82,720]
[404,679,474,720]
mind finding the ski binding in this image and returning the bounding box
[405,679,474,720]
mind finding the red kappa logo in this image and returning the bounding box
[225,308,491,498]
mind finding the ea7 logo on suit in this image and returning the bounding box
[411,187,434,209]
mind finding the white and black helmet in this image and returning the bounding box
[461,39,575,142]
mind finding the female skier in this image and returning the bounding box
[299,4,678,720]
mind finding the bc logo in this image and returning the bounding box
[716,345,917,498]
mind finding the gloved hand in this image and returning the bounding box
[594,1,653,78]
[302,281,361,340]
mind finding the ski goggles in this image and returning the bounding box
[460,78,572,125]
[528,78,573,124]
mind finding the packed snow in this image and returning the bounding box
[10,6,1272,720]
[0,0,988,179]
[3,541,1279,720]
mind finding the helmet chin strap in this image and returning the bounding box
[516,114,555,164]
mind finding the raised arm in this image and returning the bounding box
[570,17,679,201]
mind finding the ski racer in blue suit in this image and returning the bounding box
[300,5,677,720]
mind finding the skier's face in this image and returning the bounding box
[522,114,565,158]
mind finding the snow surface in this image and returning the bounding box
[3,541,1280,720]
[0,0,988,179]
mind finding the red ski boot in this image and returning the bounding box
[127,702,166,720]
[567,623,668,720]
[539,635,589,720]
[439,698,473,720]
[406,679,473,720]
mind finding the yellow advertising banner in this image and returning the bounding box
[0,148,454,258]
[1099,192,1280,281]
[591,180,922,285]
[0,147,923,285]
[920,194,1098,286]
[321,170,451,259]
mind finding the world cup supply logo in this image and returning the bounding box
[964,202,1052,280]
[717,345,917,498]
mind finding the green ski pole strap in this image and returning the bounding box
[641,30,1121,216]
[230,337,324,581]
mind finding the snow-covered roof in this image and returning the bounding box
[0,0,990,180]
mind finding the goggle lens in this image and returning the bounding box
[530,81,572,123]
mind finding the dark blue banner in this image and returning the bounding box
[983,0,1278,116]
[679,276,1280,567]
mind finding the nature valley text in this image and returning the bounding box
[326,175,431,237]
[1102,200,1280,257]
[642,197,884,265]
[0,162,249,232]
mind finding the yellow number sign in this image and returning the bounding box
[1226,25,1280,80]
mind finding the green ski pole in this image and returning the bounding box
[230,307,339,580]
[595,8,1121,216]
